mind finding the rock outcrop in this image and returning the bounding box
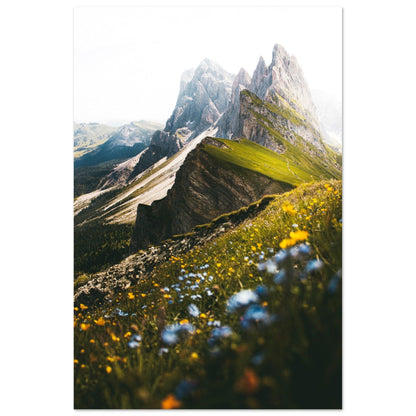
[216,68,251,139]
[130,137,292,251]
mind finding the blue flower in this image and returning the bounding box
[241,304,276,329]
[161,322,195,345]
[127,334,142,349]
[175,379,197,400]
[188,303,200,317]
[207,326,233,347]
[211,326,233,339]
[158,347,169,356]
[273,249,288,264]
[251,352,265,366]
[255,284,269,299]
[207,320,221,327]
[290,243,311,259]
[305,259,324,274]
[273,269,286,284]
[114,308,129,317]
[257,259,277,274]
[226,290,259,313]
[328,270,342,294]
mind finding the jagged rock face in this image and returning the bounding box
[216,68,251,139]
[236,91,286,153]
[217,44,326,154]
[130,137,292,251]
[236,89,326,153]
[165,59,233,134]
[131,59,234,177]
[251,44,319,130]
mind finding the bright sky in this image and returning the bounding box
[74,6,342,125]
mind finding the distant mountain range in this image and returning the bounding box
[74,120,162,197]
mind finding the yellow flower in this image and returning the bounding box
[161,394,181,409]
[124,331,132,338]
[190,352,199,360]
[80,323,90,331]
[251,245,257,252]
[289,230,309,242]
[282,203,296,215]
[80,304,88,310]
[141,293,146,298]
[180,319,189,325]
[94,317,106,326]
[105,366,112,374]
[279,238,296,249]
[74,359,79,364]
[199,313,207,319]
[110,333,120,342]
[89,339,95,344]
[216,263,221,268]
[128,292,135,299]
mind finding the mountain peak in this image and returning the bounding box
[234,68,251,87]
[271,43,290,64]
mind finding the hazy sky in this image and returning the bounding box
[74,6,342,125]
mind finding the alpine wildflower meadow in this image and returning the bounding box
[74,180,342,409]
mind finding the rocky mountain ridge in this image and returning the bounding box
[129,59,234,177]
[217,44,325,154]
[130,137,294,251]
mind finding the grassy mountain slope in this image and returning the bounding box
[74,180,342,409]
[203,137,339,186]
[237,89,341,179]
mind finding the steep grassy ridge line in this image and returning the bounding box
[202,137,339,186]
[236,89,341,179]
[130,137,295,250]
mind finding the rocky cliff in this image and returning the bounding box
[129,59,234,178]
[130,137,293,251]
[216,44,325,154]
